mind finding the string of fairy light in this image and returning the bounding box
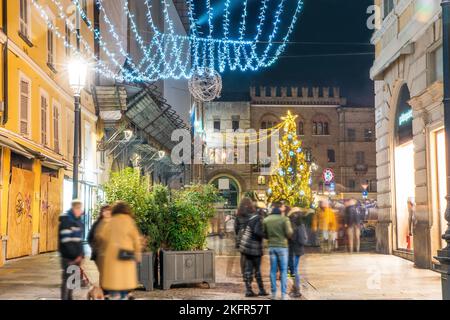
[32,0,304,82]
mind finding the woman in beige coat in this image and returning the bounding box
[96,201,142,299]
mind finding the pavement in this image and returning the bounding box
[0,238,442,300]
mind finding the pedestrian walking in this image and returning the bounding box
[58,199,85,300]
[95,201,142,300]
[263,202,293,300]
[344,199,362,253]
[239,204,269,297]
[287,207,308,298]
[312,200,338,253]
[235,197,253,280]
[87,204,112,267]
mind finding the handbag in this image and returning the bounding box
[118,249,135,261]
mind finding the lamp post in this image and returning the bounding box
[68,57,87,200]
[436,0,450,300]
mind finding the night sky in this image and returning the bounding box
[217,0,375,106]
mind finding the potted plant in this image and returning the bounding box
[160,184,221,290]
[103,168,157,291]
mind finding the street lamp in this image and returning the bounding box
[68,56,87,199]
[436,0,450,300]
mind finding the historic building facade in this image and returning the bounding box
[203,87,376,208]
[371,0,444,268]
[0,0,103,266]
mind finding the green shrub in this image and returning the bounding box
[103,170,221,252]
[167,184,221,251]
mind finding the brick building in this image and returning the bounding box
[202,87,376,208]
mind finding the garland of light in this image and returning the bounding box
[32,0,305,82]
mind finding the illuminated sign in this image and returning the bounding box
[398,109,413,126]
[322,168,335,184]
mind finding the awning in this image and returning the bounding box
[0,134,35,159]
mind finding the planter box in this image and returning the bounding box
[137,252,154,291]
[160,249,215,290]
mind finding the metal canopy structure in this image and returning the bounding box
[126,85,187,151]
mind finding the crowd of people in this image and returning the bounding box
[58,199,142,300]
[235,197,371,300]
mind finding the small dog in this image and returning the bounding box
[87,285,105,300]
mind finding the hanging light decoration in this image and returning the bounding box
[32,0,305,82]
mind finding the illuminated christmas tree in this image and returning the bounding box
[267,111,313,207]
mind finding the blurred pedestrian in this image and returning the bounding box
[58,199,85,300]
[287,207,308,298]
[264,202,293,300]
[344,199,362,253]
[87,204,112,267]
[239,202,269,297]
[96,201,142,300]
[312,200,338,253]
[235,197,253,280]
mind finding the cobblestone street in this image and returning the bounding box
[0,237,442,300]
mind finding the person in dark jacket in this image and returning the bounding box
[235,197,253,279]
[58,199,84,300]
[288,207,308,298]
[87,204,112,266]
[344,199,362,253]
[239,208,269,297]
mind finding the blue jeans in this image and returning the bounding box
[288,254,301,289]
[269,247,288,297]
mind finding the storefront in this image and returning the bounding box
[393,85,415,253]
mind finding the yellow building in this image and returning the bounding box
[0,0,102,266]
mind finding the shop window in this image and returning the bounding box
[327,149,336,163]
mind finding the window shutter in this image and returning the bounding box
[19,79,29,136]
[53,105,60,153]
[41,95,48,145]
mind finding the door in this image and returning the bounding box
[39,172,61,253]
[7,167,34,259]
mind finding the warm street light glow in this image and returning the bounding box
[68,57,88,96]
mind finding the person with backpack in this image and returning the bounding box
[288,207,308,298]
[239,204,269,297]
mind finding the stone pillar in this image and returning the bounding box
[375,80,393,255]
[411,108,432,268]
[323,87,330,99]
[281,87,287,97]
[250,86,256,98]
